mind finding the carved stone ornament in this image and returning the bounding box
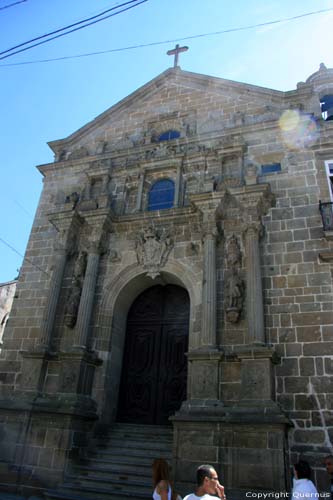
[226,234,242,269]
[225,270,245,323]
[225,235,244,323]
[64,251,87,328]
[135,225,173,279]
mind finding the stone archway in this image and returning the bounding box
[98,261,200,426]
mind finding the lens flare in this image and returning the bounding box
[279,110,319,149]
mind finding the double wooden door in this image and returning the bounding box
[117,285,189,425]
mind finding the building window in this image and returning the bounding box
[148,179,175,211]
[261,163,282,175]
[325,160,333,200]
[158,130,181,141]
[320,95,333,121]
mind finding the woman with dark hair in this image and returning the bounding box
[152,458,182,500]
[292,460,318,499]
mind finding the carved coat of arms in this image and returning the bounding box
[136,226,173,279]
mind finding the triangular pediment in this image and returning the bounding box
[48,67,286,161]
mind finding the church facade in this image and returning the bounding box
[0,63,333,497]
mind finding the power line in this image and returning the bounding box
[1,6,332,67]
[0,0,147,61]
[0,0,27,11]
[0,236,50,277]
[0,0,144,56]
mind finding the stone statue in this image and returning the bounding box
[64,251,87,328]
[226,234,242,268]
[226,270,245,323]
[225,235,244,323]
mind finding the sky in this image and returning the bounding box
[0,0,333,283]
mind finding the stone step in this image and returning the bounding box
[73,464,151,482]
[98,435,173,448]
[49,423,172,500]
[56,483,150,500]
[112,423,172,433]
[92,446,172,459]
[64,475,152,494]
[88,454,156,467]
[45,488,149,500]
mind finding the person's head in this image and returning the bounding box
[196,464,219,494]
[325,455,333,476]
[294,460,312,480]
[152,458,171,487]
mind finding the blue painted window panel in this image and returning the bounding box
[261,163,282,175]
[148,179,175,211]
[158,130,181,141]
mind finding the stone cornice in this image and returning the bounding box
[37,120,284,177]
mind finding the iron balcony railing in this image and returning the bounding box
[319,200,333,231]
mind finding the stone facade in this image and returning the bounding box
[0,280,16,346]
[0,64,333,497]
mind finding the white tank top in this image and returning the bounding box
[153,484,172,500]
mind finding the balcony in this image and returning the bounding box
[319,200,333,240]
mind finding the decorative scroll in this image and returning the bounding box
[135,225,173,279]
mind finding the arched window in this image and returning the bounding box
[148,179,175,211]
[158,130,181,141]
[320,95,333,121]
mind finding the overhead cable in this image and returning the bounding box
[1,6,332,67]
[0,236,50,277]
[0,0,27,11]
[0,0,147,60]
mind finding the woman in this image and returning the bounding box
[292,460,318,499]
[152,458,182,500]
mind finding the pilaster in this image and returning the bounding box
[39,211,83,353]
[244,223,265,344]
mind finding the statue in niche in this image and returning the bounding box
[225,235,244,323]
[64,251,87,328]
[226,234,242,268]
[226,270,245,323]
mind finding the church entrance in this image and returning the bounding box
[117,284,189,425]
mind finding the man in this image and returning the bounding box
[183,464,226,500]
[324,455,333,500]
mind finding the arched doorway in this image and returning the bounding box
[117,284,189,425]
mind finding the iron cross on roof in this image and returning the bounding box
[167,44,189,68]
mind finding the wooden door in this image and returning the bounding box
[117,285,189,425]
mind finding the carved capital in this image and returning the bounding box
[135,225,173,279]
[243,222,264,240]
[201,225,219,243]
[81,215,111,255]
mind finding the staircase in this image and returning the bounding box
[45,423,173,500]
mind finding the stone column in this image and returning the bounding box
[40,220,78,351]
[244,224,265,344]
[40,249,67,350]
[135,170,145,211]
[174,164,182,207]
[74,246,101,349]
[201,227,217,346]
